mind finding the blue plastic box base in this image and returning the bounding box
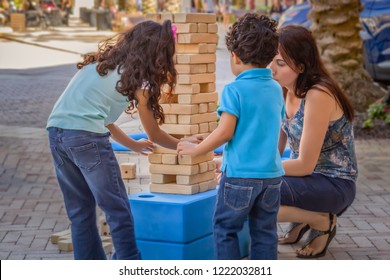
[137,221,250,260]
[129,190,217,243]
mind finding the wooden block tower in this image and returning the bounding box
[146,13,219,195]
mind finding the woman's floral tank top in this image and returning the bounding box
[281,99,358,181]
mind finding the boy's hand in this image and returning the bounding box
[132,139,155,156]
[214,157,222,183]
[177,141,198,156]
[180,135,204,144]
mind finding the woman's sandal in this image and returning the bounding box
[279,223,310,245]
[296,213,337,259]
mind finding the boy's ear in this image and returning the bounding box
[232,52,241,64]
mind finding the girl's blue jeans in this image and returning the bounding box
[214,173,281,260]
[48,127,140,260]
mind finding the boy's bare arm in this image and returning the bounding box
[177,112,236,156]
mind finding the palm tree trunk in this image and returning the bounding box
[309,0,385,112]
[163,0,181,13]
[142,0,157,14]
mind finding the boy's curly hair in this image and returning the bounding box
[226,13,279,67]
[77,20,176,124]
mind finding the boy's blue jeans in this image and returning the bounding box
[214,173,281,260]
[48,127,140,260]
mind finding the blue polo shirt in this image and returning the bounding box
[47,64,129,133]
[217,68,285,178]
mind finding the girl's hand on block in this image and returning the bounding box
[133,139,155,156]
[180,135,204,144]
[177,141,197,156]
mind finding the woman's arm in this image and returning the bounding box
[282,89,335,176]
[177,112,236,156]
[136,89,179,150]
[278,128,287,156]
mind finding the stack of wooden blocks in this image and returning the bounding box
[50,220,113,255]
[146,13,219,195]
[10,13,26,32]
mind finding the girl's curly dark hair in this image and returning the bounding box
[77,20,176,124]
[225,13,279,67]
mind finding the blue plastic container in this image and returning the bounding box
[136,221,250,260]
[129,190,217,243]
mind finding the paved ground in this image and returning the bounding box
[1,18,390,260]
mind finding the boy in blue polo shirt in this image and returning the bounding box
[177,13,284,260]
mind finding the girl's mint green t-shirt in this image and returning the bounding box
[47,64,129,133]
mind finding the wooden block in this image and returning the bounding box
[175,23,197,33]
[208,102,217,112]
[161,13,173,21]
[209,121,218,132]
[145,13,161,22]
[102,242,113,254]
[161,104,199,114]
[99,218,111,236]
[161,123,199,135]
[178,92,218,104]
[208,179,218,190]
[162,154,178,165]
[207,44,217,53]
[58,238,73,252]
[58,235,71,242]
[100,236,112,243]
[177,34,218,44]
[199,122,209,133]
[51,229,71,244]
[207,63,216,73]
[160,93,178,104]
[10,13,26,32]
[208,160,217,171]
[199,103,208,113]
[208,23,218,34]
[200,83,216,93]
[178,151,214,165]
[148,153,162,164]
[120,163,136,179]
[176,54,216,64]
[150,164,199,175]
[150,183,199,195]
[178,112,218,124]
[151,174,176,184]
[176,43,208,54]
[199,179,218,192]
[177,73,216,84]
[197,23,207,33]
[176,170,215,185]
[175,64,207,74]
[164,114,178,124]
[154,145,177,154]
[199,162,208,173]
[174,13,217,23]
[174,84,201,94]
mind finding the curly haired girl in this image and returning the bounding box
[47,20,178,260]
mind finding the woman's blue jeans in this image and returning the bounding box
[214,173,281,260]
[48,127,140,260]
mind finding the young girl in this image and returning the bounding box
[47,20,179,260]
[269,25,357,258]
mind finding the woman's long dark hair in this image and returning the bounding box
[77,20,176,124]
[278,25,354,121]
